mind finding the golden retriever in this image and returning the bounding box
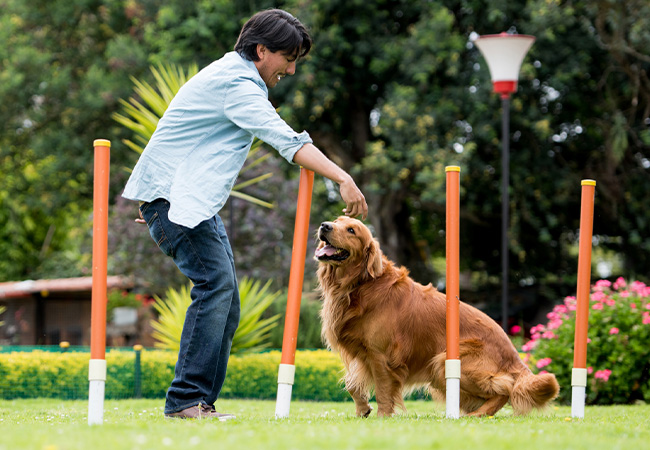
[315,216,559,417]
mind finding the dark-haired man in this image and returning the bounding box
[123,9,367,419]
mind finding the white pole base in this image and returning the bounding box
[88,380,105,425]
[275,364,296,419]
[571,385,586,418]
[446,378,460,419]
[275,383,293,418]
[571,367,587,419]
[445,359,461,419]
[88,359,107,425]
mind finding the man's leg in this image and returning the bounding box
[139,199,239,415]
[206,215,240,405]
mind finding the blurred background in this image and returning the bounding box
[1,0,649,349]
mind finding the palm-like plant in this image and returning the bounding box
[0,305,5,328]
[112,63,274,208]
[151,277,282,354]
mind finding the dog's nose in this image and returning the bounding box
[320,222,333,233]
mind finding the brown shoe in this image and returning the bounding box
[165,403,215,419]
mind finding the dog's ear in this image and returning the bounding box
[365,238,383,278]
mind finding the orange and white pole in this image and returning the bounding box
[445,166,461,419]
[571,179,596,419]
[275,168,314,418]
[88,139,111,425]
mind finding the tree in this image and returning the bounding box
[0,0,278,281]
[277,0,649,317]
[0,0,151,280]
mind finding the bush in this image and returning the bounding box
[0,349,349,401]
[523,278,650,405]
[267,292,325,350]
[221,350,348,401]
[151,277,281,354]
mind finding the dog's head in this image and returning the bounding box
[315,216,383,278]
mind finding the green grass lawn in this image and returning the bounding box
[0,398,648,450]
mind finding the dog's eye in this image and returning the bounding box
[347,227,355,234]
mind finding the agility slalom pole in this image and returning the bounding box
[445,166,461,419]
[275,168,315,418]
[571,180,596,419]
[88,139,111,425]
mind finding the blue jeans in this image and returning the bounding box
[139,199,240,414]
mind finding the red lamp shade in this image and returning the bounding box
[474,33,535,96]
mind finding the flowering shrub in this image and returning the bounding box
[522,278,650,405]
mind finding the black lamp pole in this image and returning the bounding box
[501,95,510,331]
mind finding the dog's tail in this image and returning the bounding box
[510,370,560,415]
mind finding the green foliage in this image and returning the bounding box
[112,63,200,156]
[267,293,326,349]
[0,349,347,401]
[150,284,191,352]
[221,350,348,401]
[523,278,650,405]
[232,278,282,353]
[3,0,650,328]
[0,305,5,328]
[150,277,281,354]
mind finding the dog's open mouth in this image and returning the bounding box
[315,237,350,262]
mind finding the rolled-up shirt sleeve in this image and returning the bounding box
[224,77,312,164]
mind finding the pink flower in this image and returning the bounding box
[510,325,522,335]
[609,327,619,335]
[530,324,545,335]
[553,304,569,315]
[620,291,630,298]
[592,291,606,302]
[630,303,637,309]
[536,358,552,369]
[643,312,650,325]
[538,370,549,375]
[645,303,650,310]
[592,302,603,310]
[542,331,556,339]
[595,279,612,290]
[522,340,539,352]
[613,277,626,290]
[564,296,577,311]
[547,319,563,330]
[587,367,593,374]
[594,369,612,382]
[630,281,647,295]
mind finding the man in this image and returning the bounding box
[122,9,367,420]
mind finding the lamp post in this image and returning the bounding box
[474,33,535,330]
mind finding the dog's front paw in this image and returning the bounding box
[356,405,373,418]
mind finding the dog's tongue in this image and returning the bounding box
[315,244,337,257]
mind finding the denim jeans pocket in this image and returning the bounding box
[146,211,174,257]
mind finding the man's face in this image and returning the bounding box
[254,44,297,88]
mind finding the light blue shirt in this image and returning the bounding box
[122,51,312,228]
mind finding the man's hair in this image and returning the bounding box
[235,9,312,61]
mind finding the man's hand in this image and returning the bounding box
[135,208,146,224]
[292,143,369,220]
[339,177,368,220]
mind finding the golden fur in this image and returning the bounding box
[315,216,559,417]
